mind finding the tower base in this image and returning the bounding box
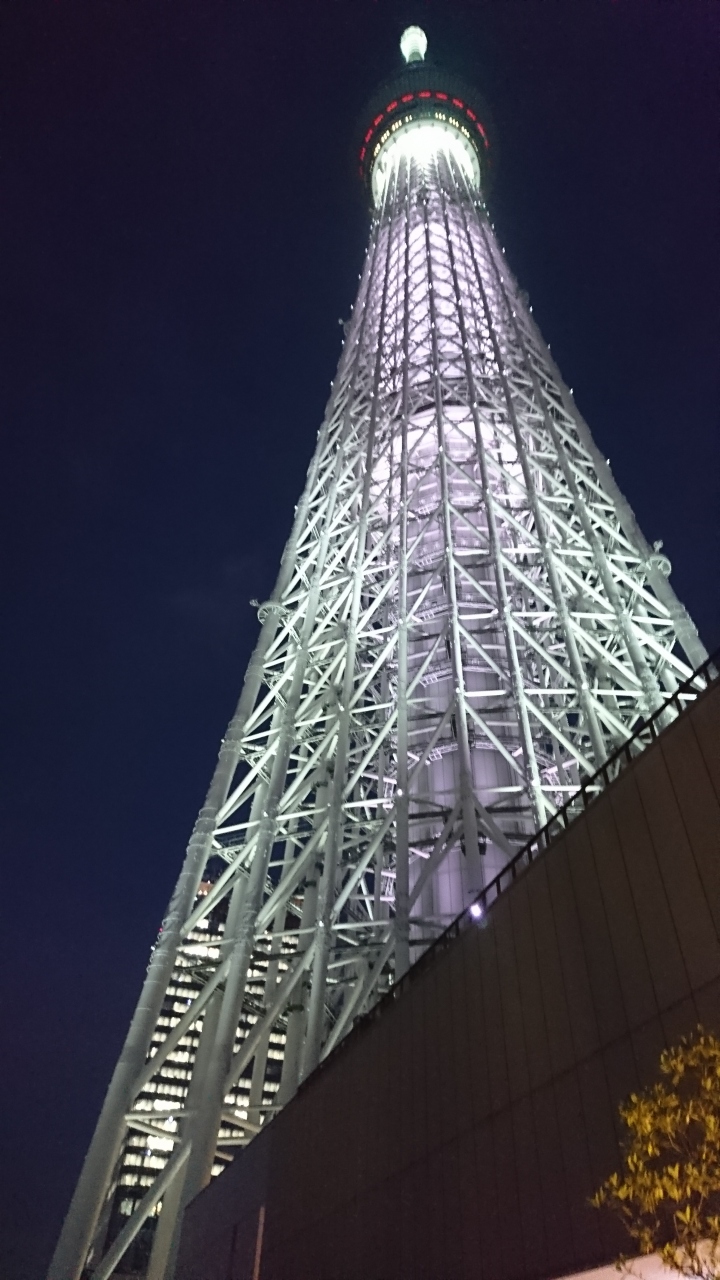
[175,673,720,1280]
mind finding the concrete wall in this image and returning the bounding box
[176,679,720,1280]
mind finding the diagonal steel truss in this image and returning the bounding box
[49,139,705,1280]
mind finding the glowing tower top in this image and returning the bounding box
[359,26,490,204]
[399,24,428,63]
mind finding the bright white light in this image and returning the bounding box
[147,1136,174,1152]
[469,902,483,920]
[400,26,427,64]
[372,118,480,206]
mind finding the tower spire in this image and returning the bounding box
[49,31,706,1280]
[400,25,428,64]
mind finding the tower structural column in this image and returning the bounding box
[48,27,706,1280]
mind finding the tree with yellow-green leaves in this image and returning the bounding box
[592,1028,720,1279]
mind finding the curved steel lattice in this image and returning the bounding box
[50,135,705,1280]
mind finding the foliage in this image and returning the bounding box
[592,1028,720,1279]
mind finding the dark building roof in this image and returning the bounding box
[176,673,720,1280]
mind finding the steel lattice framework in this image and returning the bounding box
[50,32,706,1280]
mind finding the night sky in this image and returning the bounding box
[1,2,718,1276]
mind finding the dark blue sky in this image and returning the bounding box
[1,2,718,1277]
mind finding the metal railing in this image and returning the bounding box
[317,647,720,1073]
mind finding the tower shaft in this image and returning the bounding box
[49,89,704,1280]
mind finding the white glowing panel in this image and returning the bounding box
[372,118,481,206]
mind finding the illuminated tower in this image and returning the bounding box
[49,26,706,1280]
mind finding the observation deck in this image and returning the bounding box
[358,26,492,203]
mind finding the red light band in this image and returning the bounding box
[360,91,489,175]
